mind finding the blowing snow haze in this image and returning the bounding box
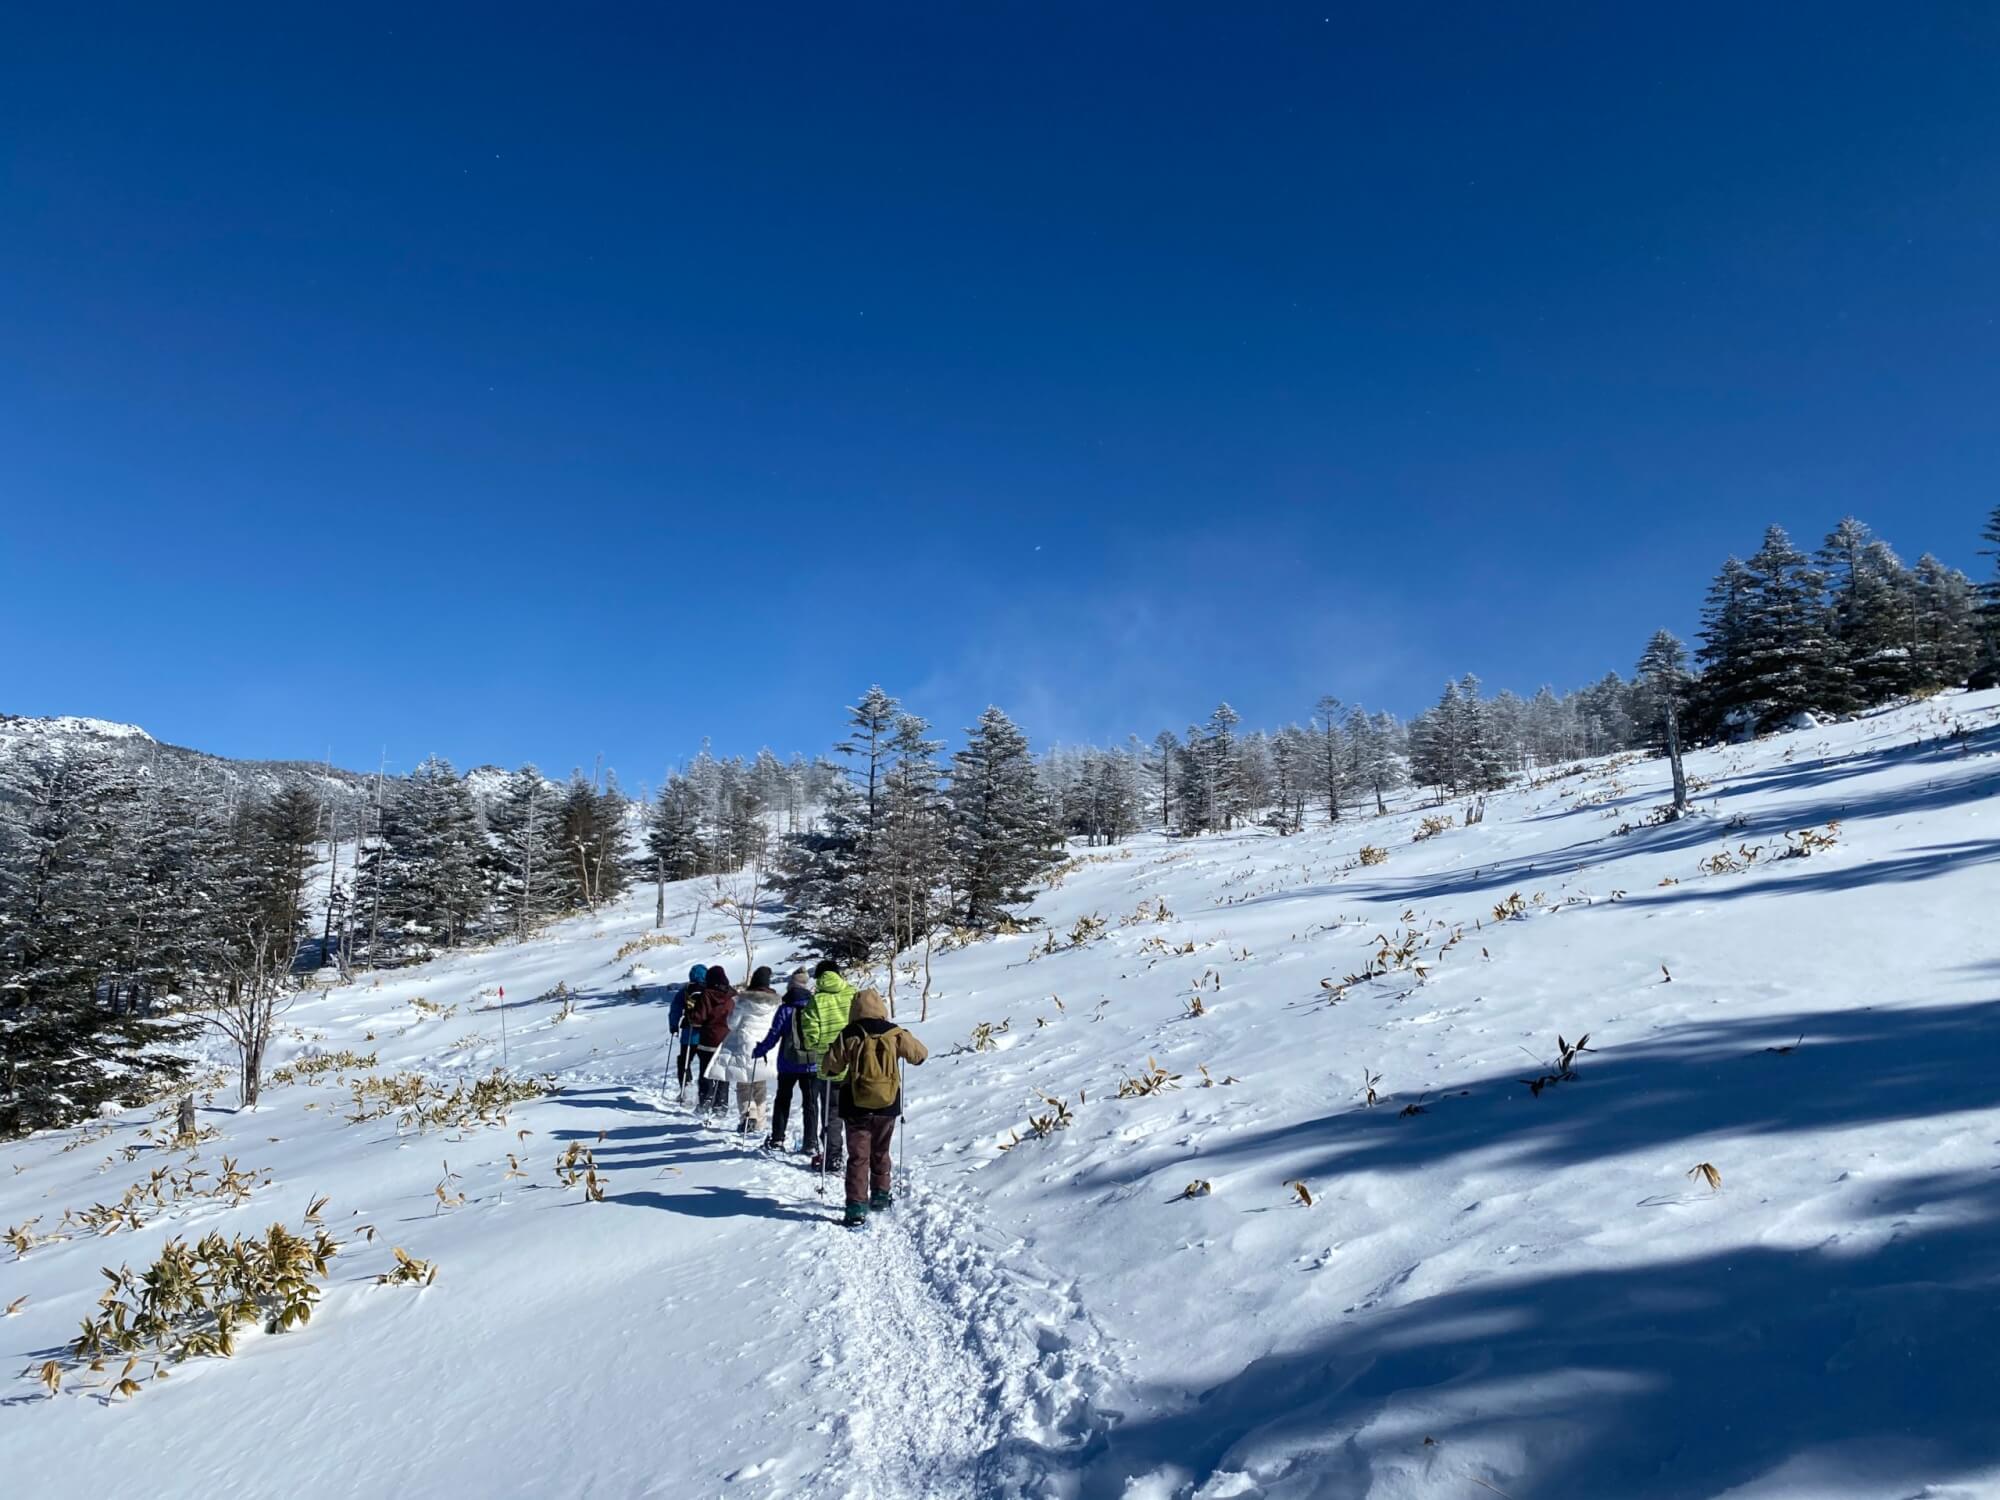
[6,7,2000,1499]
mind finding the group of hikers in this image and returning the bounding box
[666,960,927,1228]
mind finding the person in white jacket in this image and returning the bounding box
[706,966,783,1136]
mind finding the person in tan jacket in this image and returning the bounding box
[819,988,927,1227]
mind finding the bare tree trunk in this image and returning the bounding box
[655,856,666,929]
[176,1094,196,1139]
[919,924,934,1022]
[1665,697,1689,816]
[321,799,340,964]
[366,760,385,970]
[518,784,539,941]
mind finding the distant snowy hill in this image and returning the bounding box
[0,712,376,810]
[4,689,1998,1498]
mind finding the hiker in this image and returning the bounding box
[692,966,736,1115]
[670,964,708,1094]
[709,966,782,1135]
[820,987,927,1227]
[801,959,857,1173]
[757,968,818,1152]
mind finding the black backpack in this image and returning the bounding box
[778,999,810,1066]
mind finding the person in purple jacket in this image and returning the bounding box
[756,968,819,1154]
[669,964,708,1095]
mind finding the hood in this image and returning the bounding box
[850,988,889,1023]
[784,979,814,1004]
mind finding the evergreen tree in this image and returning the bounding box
[1312,696,1345,822]
[774,783,881,961]
[1909,554,1980,690]
[1202,703,1246,829]
[1848,540,1919,704]
[1694,555,1758,735]
[489,768,565,937]
[1344,707,1401,813]
[948,707,1060,929]
[1977,503,2000,685]
[645,773,708,881]
[717,762,768,869]
[355,757,487,959]
[837,686,900,833]
[554,772,628,912]
[1738,526,1841,726]
[0,753,193,1135]
[879,714,953,956]
[1152,731,1177,833]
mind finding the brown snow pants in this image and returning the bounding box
[844,1116,895,1204]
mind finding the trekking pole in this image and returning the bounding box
[814,1077,828,1199]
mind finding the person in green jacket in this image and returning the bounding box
[802,959,856,1172]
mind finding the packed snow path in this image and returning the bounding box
[6,689,2000,1498]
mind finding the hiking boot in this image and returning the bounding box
[869,1190,893,1213]
[763,1135,784,1152]
[842,1202,869,1228]
[808,1153,824,1171]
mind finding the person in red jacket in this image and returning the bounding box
[690,966,736,1116]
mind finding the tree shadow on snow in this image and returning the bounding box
[1171,997,2000,1186]
[1052,1166,2000,1498]
[604,1185,823,1224]
[1312,750,2000,913]
[548,1087,665,1113]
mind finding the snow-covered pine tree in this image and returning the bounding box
[1694,555,1758,736]
[190,788,321,1107]
[1096,746,1143,844]
[1739,526,1842,727]
[948,707,1060,929]
[488,768,566,938]
[1202,703,1246,829]
[1313,696,1345,823]
[1170,727,1208,834]
[645,773,708,879]
[774,782,881,961]
[878,714,952,994]
[715,760,768,869]
[1813,517,1881,714]
[1909,554,1981,690]
[1235,730,1274,819]
[1977,503,2000,687]
[1266,726,1310,833]
[1484,689,1530,775]
[1343,706,1401,813]
[0,752,195,1136]
[837,685,900,834]
[1836,536,1920,705]
[554,771,628,912]
[354,756,488,960]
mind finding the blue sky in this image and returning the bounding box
[6,4,1998,783]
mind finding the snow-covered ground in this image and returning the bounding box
[5,690,1999,1499]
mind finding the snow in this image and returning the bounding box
[5,689,2000,1498]
[0,713,154,749]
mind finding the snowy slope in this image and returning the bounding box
[5,690,1999,1500]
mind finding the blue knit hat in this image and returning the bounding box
[688,964,709,984]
